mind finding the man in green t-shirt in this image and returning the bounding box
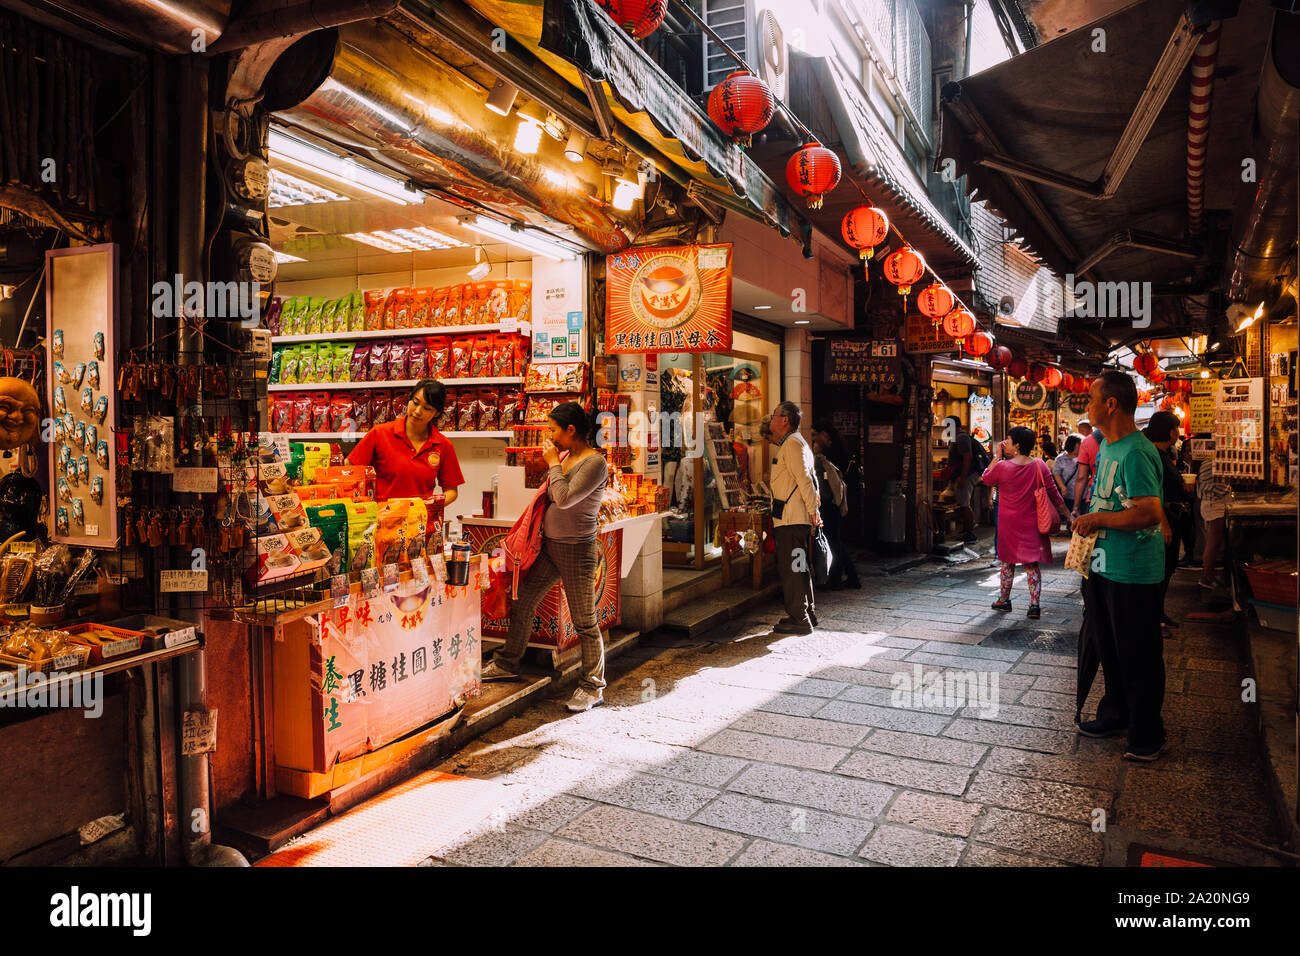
[1071,371,1168,761]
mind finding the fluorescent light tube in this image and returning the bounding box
[461,215,578,261]
[268,128,422,205]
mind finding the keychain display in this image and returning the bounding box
[72,498,84,527]
[90,476,103,505]
[56,506,69,536]
[54,386,67,415]
[95,440,108,469]
[72,363,86,388]
[132,416,175,473]
[54,361,70,384]
[93,396,108,424]
[52,330,64,358]
[56,477,71,501]
[80,387,94,415]
[86,423,97,450]
[87,361,100,390]
[73,421,85,449]
[61,412,73,436]
[54,418,67,442]
[77,455,89,483]
[93,332,105,360]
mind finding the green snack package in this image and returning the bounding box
[331,343,351,383]
[305,503,349,574]
[321,298,340,333]
[332,297,351,333]
[348,291,366,332]
[314,344,333,384]
[287,442,306,482]
[303,296,327,334]
[280,346,301,385]
[346,501,379,571]
[280,296,307,336]
[296,344,318,384]
[269,348,284,384]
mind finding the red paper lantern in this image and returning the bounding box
[1008,357,1029,379]
[882,245,926,296]
[917,283,956,320]
[1133,352,1159,378]
[598,0,667,38]
[786,142,840,209]
[964,330,994,357]
[942,308,975,338]
[1027,362,1048,384]
[707,71,774,148]
[841,205,889,260]
[1138,389,1152,404]
[1059,372,1075,391]
[1148,368,1166,385]
[986,345,1013,370]
[1042,366,1063,389]
[1075,376,1092,394]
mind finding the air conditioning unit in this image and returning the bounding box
[755,8,789,101]
[703,1,790,102]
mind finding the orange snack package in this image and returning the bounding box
[508,279,532,324]
[429,286,449,326]
[410,287,434,328]
[474,281,494,323]
[443,284,463,327]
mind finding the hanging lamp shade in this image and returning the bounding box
[1148,368,1166,385]
[1133,352,1159,378]
[917,283,956,320]
[786,142,840,209]
[597,0,667,38]
[1008,357,1029,379]
[986,345,1013,370]
[941,308,976,338]
[964,330,994,357]
[882,245,926,295]
[841,205,889,260]
[1042,366,1064,389]
[706,71,774,148]
[1027,362,1048,384]
[1074,376,1092,394]
[1059,371,1075,391]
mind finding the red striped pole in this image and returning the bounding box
[1186,21,1221,236]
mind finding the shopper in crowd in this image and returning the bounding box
[768,400,821,634]
[348,378,464,507]
[1072,418,1099,519]
[480,402,609,712]
[1040,438,1058,461]
[812,422,851,474]
[1071,371,1167,761]
[1144,411,1191,638]
[981,426,1071,619]
[1051,434,1081,534]
[813,430,861,590]
[1197,442,1231,591]
[945,415,987,545]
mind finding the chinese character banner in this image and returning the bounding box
[606,244,732,353]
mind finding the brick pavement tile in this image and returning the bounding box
[836,751,973,795]
[727,762,895,819]
[1113,790,1280,847]
[944,718,1074,754]
[816,664,904,689]
[1184,657,1240,673]
[1184,672,1243,697]
[1017,689,1078,712]
[647,749,752,789]
[957,703,1077,732]
[838,683,960,714]
[960,844,1068,867]
[566,772,721,821]
[439,824,550,867]
[1176,725,1256,754]
[905,630,988,646]
[693,667,819,694]
[858,824,965,866]
[756,693,827,717]
[983,747,1122,789]
[886,791,983,836]
[730,710,871,747]
[690,793,874,856]
[730,839,866,867]
[505,793,595,833]
[1009,662,1079,678]
[973,808,1103,865]
[513,839,660,867]
[1031,676,1076,695]
[1022,652,1081,667]
[788,677,854,698]
[871,635,927,650]
[857,728,988,767]
[916,641,1024,662]
[1119,764,1275,824]
[964,770,1112,824]
[891,621,993,640]
[813,700,952,736]
[557,805,747,866]
[698,729,850,771]
[888,608,981,624]
[904,651,1016,673]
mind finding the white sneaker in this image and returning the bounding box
[480,661,521,682]
[566,687,604,712]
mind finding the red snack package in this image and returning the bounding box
[391,392,408,423]
[369,341,391,381]
[437,389,457,431]
[352,393,372,430]
[408,339,429,380]
[428,337,450,378]
[498,387,523,426]
[271,396,292,433]
[443,284,463,326]
[371,391,392,426]
[312,393,331,433]
[330,395,354,432]
[477,387,500,430]
[382,288,404,329]
[450,338,472,378]
[474,281,494,323]
[350,343,370,382]
[430,287,449,326]
[490,334,513,376]
[514,334,530,376]
[457,390,478,431]
[410,288,433,328]
[293,395,314,433]
[364,290,386,331]
[330,443,345,466]
[388,339,410,381]
[470,335,493,377]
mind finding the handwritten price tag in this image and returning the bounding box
[171,468,219,494]
[160,570,209,592]
[164,627,198,648]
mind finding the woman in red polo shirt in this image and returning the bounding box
[348,379,464,505]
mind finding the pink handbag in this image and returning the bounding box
[1034,462,1057,534]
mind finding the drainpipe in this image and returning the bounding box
[1186,21,1221,236]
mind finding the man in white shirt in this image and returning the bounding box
[768,401,822,634]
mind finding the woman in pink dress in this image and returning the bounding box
[981,426,1072,619]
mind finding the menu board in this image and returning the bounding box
[903,314,956,354]
[1213,377,1264,481]
[1190,379,1216,434]
[825,339,901,390]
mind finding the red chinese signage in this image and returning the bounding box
[606,243,732,353]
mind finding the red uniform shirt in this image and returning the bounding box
[347,418,464,500]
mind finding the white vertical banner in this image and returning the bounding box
[530,256,587,364]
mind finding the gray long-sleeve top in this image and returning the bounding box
[543,452,609,543]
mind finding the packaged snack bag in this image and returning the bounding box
[288,442,306,481]
[364,290,386,330]
[286,527,332,564]
[388,339,410,381]
[267,492,309,532]
[466,281,486,323]
[498,387,523,426]
[470,335,494,377]
[443,284,462,326]
[350,343,370,382]
[410,287,433,328]
[347,290,366,332]
[280,346,301,385]
[371,391,392,426]
[429,287,449,326]
[301,442,331,482]
[305,504,349,573]
[279,296,305,335]
[391,392,408,423]
[437,390,457,431]
[330,395,355,432]
[292,395,314,433]
[269,348,284,385]
[477,387,500,430]
[381,288,405,329]
[271,397,293,433]
[311,393,331,433]
[368,341,391,381]
[347,500,380,570]
[450,338,472,378]
[395,288,413,328]
[255,534,300,580]
[293,344,315,384]
[266,297,283,335]
[313,344,332,384]
[352,394,372,430]
[374,501,410,569]
[508,279,532,324]
[428,337,450,378]
[321,298,340,333]
[402,498,428,565]
[302,296,327,334]
[331,343,351,383]
[514,333,529,376]
[336,297,354,333]
[457,390,478,431]
[490,334,513,376]
[408,339,429,380]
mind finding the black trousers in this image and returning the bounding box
[775,524,815,625]
[1081,574,1166,749]
[1158,538,1179,619]
[819,503,860,586]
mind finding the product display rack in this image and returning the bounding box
[271,322,508,345]
[269,376,522,392]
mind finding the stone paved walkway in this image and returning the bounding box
[422,542,1284,867]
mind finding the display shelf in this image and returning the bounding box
[269,377,522,392]
[279,431,513,441]
[272,323,510,344]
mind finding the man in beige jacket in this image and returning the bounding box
[768,401,822,634]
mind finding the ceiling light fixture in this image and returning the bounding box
[460,215,579,261]
[611,179,640,211]
[543,113,566,141]
[564,131,589,163]
[794,320,810,325]
[273,250,306,264]
[345,227,468,254]
[268,168,347,207]
[485,78,518,116]
[515,118,543,154]
[468,246,491,281]
[752,305,772,310]
[1199,369,1210,378]
[268,128,422,205]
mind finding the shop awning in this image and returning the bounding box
[456,0,813,250]
[938,0,1274,296]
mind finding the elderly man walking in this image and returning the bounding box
[768,401,822,635]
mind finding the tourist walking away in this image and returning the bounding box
[1052,435,1081,533]
[945,415,988,545]
[481,402,609,712]
[981,426,1071,619]
[1196,450,1231,591]
[1071,372,1168,761]
[1072,418,1100,518]
[1144,411,1191,638]
[813,430,860,589]
[769,401,821,634]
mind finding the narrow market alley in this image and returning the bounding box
[260,540,1286,868]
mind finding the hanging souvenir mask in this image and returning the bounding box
[95,440,108,469]
[90,475,104,505]
[74,421,86,449]
[72,498,84,527]
[87,361,100,390]
[54,386,67,416]
[56,506,69,536]
[93,397,108,423]
[52,329,65,358]
[78,455,90,483]
[80,387,94,415]
[71,363,86,388]
[53,361,70,384]
[57,477,71,501]
[93,332,105,360]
